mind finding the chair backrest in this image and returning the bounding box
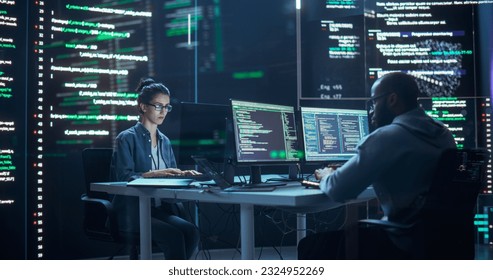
[81,148,139,258]
[417,148,489,259]
[82,148,113,199]
[81,148,120,241]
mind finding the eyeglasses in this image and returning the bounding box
[146,103,172,112]
[366,92,392,113]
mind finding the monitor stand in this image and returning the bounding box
[288,164,299,180]
[248,166,287,187]
[250,166,262,185]
[223,159,235,185]
[250,164,299,183]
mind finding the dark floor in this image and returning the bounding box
[108,244,493,260]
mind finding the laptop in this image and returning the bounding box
[127,178,194,188]
[191,156,277,192]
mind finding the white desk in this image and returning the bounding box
[91,181,374,260]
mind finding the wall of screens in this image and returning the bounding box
[299,0,491,100]
[0,0,27,259]
[0,0,298,260]
[418,96,492,194]
[0,0,492,259]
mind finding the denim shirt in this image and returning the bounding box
[111,122,177,182]
[110,122,177,232]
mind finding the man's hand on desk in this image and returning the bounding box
[143,168,202,177]
[314,167,336,181]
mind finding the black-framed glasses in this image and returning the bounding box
[366,92,392,113]
[146,103,172,112]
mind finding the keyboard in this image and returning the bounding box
[249,182,287,187]
[223,185,276,192]
[152,174,210,181]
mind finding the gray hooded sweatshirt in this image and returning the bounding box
[320,106,456,223]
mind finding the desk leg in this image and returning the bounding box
[296,213,307,244]
[240,203,254,260]
[344,203,359,259]
[139,196,152,260]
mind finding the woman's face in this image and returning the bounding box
[141,93,170,126]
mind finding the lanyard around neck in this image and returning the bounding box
[151,141,160,170]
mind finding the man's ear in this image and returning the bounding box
[387,92,398,107]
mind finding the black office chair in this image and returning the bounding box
[359,148,490,259]
[80,148,139,259]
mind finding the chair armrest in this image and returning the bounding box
[80,193,120,239]
[359,219,414,230]
[81,194,115,212]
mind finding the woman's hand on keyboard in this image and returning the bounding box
[143,168,184,177]
[182,170,202,176]
[143,168,202,177]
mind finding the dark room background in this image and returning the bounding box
[1,0,492,259]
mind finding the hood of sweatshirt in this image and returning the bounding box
[391,107,456,148]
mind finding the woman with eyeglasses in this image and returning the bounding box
[111,78,200,259]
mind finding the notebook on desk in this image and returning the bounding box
[127,178,194,188]
[191,156,281,192]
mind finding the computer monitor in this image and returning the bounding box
[230,100,301,183]
[175,102,228,166]
[300,107,369,163]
